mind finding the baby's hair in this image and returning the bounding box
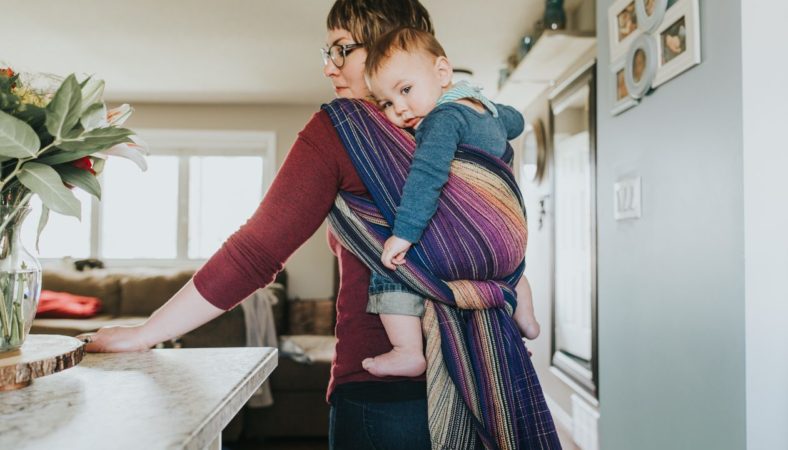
[365,27,447,78]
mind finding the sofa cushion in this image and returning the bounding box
[118,268,195,316]
[42,269,124,316]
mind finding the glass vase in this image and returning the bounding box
[0,205,42,352]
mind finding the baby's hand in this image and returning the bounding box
[381,236,412,270]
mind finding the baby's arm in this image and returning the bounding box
[392,107,464,244]
[496,104,525,140]
[381,236,411,269]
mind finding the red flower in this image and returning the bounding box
[72,156,96,175]
[1,67,16,89]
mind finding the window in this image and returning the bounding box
[22,129,276,266]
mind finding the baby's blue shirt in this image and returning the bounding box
[392,91,524,243]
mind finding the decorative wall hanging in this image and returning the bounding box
[624,33,658,99]
[610,58,639,115]
[653,0,701,87]
[635,0,669,33]
[608,0,642,60]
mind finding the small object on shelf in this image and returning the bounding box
[543,0,567,31]
[518,35,536,61]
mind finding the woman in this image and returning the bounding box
[82,1,435,449]
[81,1,556,448]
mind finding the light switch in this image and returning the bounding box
[614,176,641,220]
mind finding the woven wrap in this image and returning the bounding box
[325,99,561,450]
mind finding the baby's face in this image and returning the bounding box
[368,50,451,129]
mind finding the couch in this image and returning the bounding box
[32,266,335,442]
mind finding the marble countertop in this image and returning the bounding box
[0,345,278,450]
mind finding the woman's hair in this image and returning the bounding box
[326,0,433,46]
[364,27,446,78]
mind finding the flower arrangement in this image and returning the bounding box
[0,65,147,350]
[0,66,147,244]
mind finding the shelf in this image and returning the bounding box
[496,31,596,111]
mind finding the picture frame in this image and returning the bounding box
[608,0,642,61]
[635,0,669,33]
[624,33,658,99]
[653,0,701,87]
[610,58,638,115]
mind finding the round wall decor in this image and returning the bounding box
[635,0,669,33]
[624,33,658,99]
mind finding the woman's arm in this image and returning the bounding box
[80,279,222,352]
[81,112,347,352]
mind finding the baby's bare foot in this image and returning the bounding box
[361,348,426,377]
[520,318,541,340]
[514,303,541,340]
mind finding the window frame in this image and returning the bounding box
[40,128,276,268]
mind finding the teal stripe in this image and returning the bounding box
[437,80,499,117]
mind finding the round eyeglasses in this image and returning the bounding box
[320,43,364,69]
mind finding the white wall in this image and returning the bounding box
[742,1,788,448]
[125,102,336,300]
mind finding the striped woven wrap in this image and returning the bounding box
[324,99,561,450]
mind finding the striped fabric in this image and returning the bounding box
[437,80,499,117]
[324,99,561,450]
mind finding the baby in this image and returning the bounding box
[362,27,540,377]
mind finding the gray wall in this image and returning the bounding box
[595,1,746,449]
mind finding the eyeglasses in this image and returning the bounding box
[320,43,364,69]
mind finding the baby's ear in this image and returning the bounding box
[435,56,453,88]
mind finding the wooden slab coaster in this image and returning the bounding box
[0,334,85,391]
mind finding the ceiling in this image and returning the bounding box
[1,0,584,105]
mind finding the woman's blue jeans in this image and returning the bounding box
[329,394,430,450]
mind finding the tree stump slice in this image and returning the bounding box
[0,334,85,391]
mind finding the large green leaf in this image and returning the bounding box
[0,109,40,158]
[18,162,80,219]
[36,148,100,166]
[56,164,101,199]
[44,74,82,139]
[35,205,50,253]
[58,126,133,152]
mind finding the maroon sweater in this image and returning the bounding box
[193,110,423,400]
